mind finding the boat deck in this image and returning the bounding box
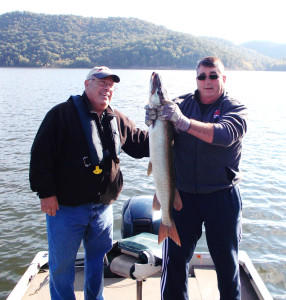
[22,264,259,300]
[8,234,272,300]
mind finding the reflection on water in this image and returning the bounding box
[0,68,285,299]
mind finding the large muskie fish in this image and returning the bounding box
[147,72,182,246]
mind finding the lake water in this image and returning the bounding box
[0,68,285,299]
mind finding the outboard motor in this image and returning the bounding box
[121,195,162,238]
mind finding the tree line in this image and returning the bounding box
[0,11,285,71]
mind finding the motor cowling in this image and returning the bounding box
[121,195,162,238]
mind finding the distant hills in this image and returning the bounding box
[0,11,286,70]
[241,41,286,59]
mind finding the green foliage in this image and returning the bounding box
[0,11,279,70]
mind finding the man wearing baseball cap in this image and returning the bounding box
[86,66,120,82]
[30,66,149,299]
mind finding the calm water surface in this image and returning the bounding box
[0,68,285,299]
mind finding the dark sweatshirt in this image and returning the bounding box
[174,91,248,194]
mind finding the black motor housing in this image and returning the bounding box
[121,195,162,238]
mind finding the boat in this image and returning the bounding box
[7,196,273,300]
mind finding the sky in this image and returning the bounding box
[1,0,285,45]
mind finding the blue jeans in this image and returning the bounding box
[46,203,113,300]
[161,186,242,300]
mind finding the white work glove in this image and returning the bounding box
[157,101,191,132]
[144,104,157,127]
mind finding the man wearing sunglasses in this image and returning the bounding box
[146,57,247,300]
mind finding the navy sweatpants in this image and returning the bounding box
[161,186,242,300]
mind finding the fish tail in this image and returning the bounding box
[158,221,181,247]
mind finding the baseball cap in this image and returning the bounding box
[86,66,120,83]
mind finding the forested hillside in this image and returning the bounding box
[0,11,284,70]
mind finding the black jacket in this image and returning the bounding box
[29,93,149,206]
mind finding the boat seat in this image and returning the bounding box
[109,232,162,300]
[109,232,162,281]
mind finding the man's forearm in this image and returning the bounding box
[186,119,214,144]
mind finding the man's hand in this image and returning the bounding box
[157,101,191,132]
[41,196,59,216]
[144,104,157,127]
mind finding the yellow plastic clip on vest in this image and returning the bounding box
[93,166,102,175]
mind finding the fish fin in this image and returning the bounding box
[158,221,181,247]
[147,161,152,176]
[173,189,183,211]
[152,193,161,210]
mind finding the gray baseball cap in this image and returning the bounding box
[86,66,120,83]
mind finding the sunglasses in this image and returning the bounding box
[197,74,220,81]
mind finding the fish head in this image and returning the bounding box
[149,72,169,108]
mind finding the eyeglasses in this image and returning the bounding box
[89,78,115,90]
[197,74,221,81]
